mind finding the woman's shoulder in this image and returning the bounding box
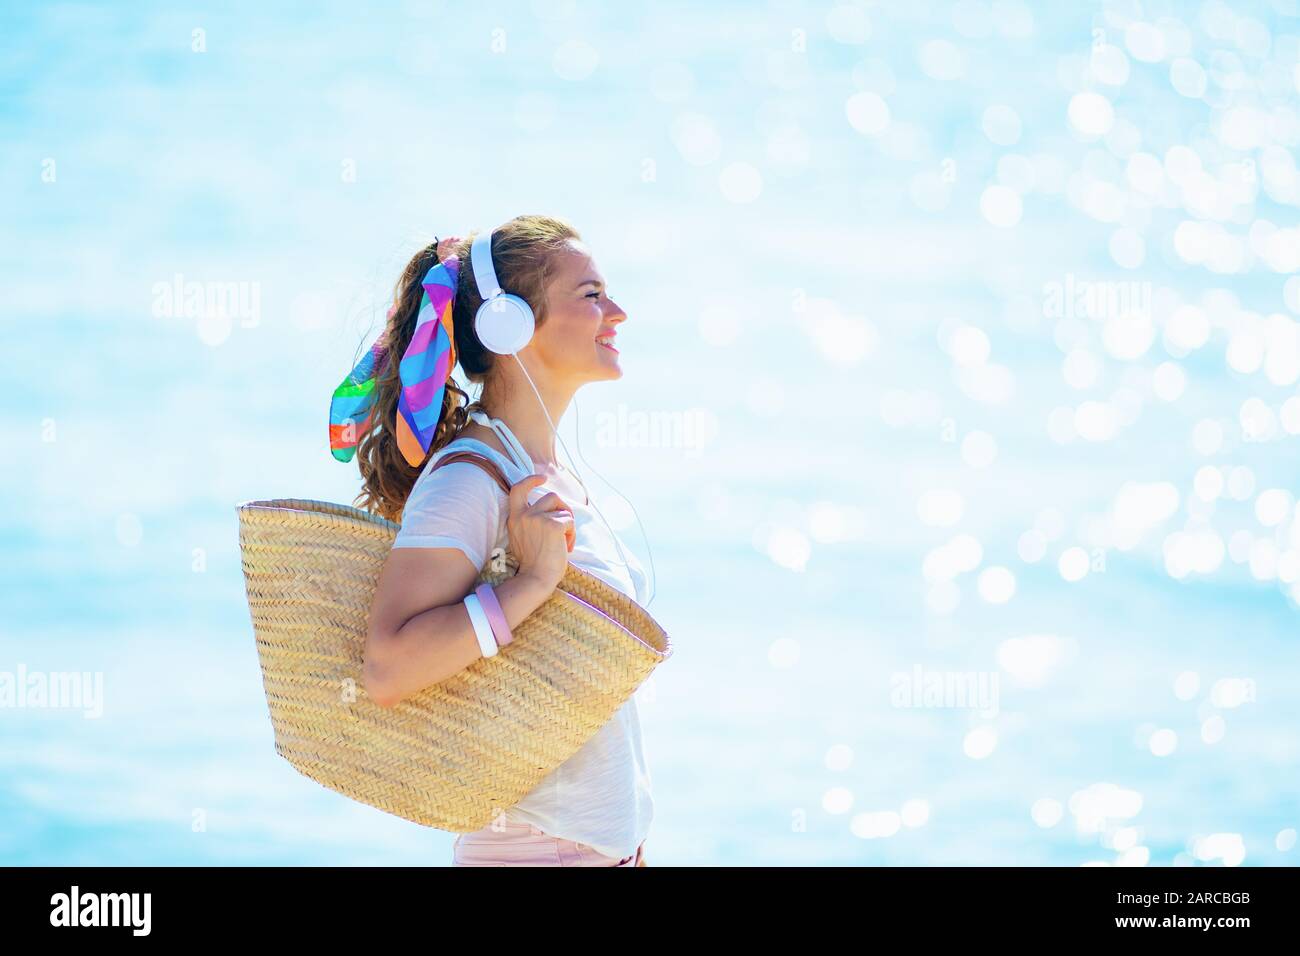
[403,439,515,515]
[393,441,514,559]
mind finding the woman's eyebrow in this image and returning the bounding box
[575,278,605,290]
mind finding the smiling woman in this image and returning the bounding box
[329,214,657,867]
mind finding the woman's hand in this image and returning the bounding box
[507,474,575,594]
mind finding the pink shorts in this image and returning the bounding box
[452,820,644,867]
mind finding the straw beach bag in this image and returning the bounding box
[236,452,672,833]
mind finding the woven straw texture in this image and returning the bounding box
[236,497,671,833]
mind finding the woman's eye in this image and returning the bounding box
[586,291,602,299]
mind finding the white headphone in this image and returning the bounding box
[466,227,656,607]
[470,229,536,355]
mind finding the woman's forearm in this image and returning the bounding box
[370,572,555,705]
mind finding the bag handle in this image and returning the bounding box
[427,450,524,576]
[430,449,576,558]
[428,450,513,497]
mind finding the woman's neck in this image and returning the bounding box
[478,356,575,470]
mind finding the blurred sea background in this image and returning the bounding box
[3,0,1299,866]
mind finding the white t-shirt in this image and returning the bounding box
[391,409,654,860]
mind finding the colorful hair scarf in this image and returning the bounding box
[329,253,461,467]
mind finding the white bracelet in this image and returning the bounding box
[463,592,498,658]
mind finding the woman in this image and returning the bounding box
[348,214,652,866]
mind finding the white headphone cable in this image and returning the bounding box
[571,387,657,607]
[510,352,657,608]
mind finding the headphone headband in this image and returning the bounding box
[470,230,501,302]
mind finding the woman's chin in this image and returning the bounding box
[592,352,624,380]
[574,363,622,387]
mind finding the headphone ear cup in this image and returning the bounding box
[475,294,535,355]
